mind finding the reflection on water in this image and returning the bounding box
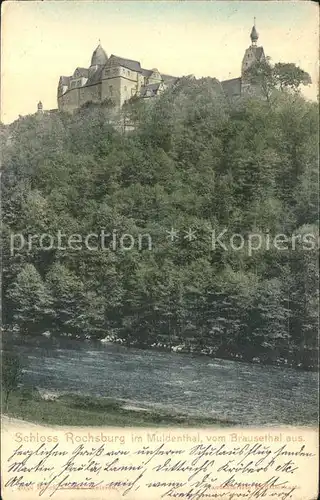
[4,334,318,426]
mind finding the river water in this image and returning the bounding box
[5,335,318,426]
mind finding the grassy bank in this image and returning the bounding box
[2,387,233,427]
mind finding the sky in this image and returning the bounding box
[1,1,319,124]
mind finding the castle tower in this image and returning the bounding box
[90,42,108,66]
[241,20,266,94]
[89,42,108,76]
[37,101,44,114]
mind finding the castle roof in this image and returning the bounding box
[109,55,142,72]
[91,44,108,66]
[59,76,71,86]
[250,25,259,43]
[141,68,153,77]
[75,67,89,77]
[140,82,162,97]
[161,74,178,84]
[221,77,242,98]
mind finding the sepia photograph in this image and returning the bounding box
[1,1,319,498]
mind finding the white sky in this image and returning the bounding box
[1,1,319,124]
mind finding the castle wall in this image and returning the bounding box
[101,67,138,107]
[79,83,101,106]
[101,76,121,107]
[118,76,138,106]
[137,73,144,92]
[58,88,80,112]
[241,81,264,98]
[58,83,102,111]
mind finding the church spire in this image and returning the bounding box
[250,18,259,46]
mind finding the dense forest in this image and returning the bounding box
[1,65,318,370]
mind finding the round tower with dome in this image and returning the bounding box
[89,42,108,77]
[91,43,108,66]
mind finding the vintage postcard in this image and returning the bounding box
[1,1,319,499]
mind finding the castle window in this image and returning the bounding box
[124,86,127,91]
[109,85,113,96]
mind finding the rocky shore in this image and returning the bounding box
[98,334,317,371]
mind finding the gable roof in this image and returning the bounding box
[59,76,71,86]
[109,55,142,72]
[75,67,89,77]
[141,68,153,77]
[140,82,162,97]
[161,73,176,80]
[161,74,179,86]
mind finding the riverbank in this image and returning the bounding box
[3,328,318,371]
[100,335,318,372]
[2,387,234,427]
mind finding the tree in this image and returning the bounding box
[2,350,22,410]
[248,278,288,355]
[45,263,84,336]
[6,264,54,333]
[1,74,318,368]
[243,60,312,101]
[273,63,312,92]
[243,59,275,101]
[122,95,148,128]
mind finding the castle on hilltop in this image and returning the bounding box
[56,22,265,113]
[57,46,178,113]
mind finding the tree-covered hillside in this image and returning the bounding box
[1,74,318,369]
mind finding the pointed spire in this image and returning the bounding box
[250,19,259,46]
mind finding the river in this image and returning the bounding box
[4,334,318,426]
